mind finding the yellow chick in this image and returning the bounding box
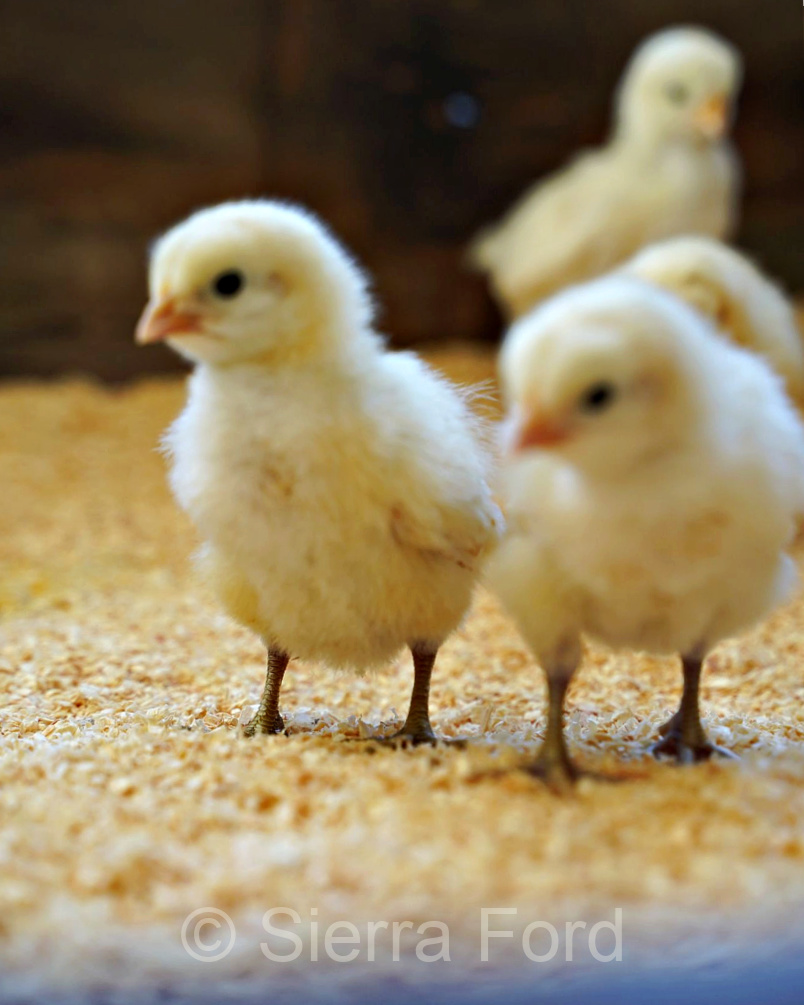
[470,26,742,319]
[624,236,804,399]
[486,275,804,789]
[136,200,502,743]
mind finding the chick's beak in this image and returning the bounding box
[509,404,569,453]
[693,95,728,139]
[135,298,203,345]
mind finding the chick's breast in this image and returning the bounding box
[166,357,498,670]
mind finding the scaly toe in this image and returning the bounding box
[242,714,285,737]
[372,727,438,748]
[651,731,737,764]
[522,756,580,793]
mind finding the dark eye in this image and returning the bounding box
[665,82,689,105]
[212,270,244,298]
[580,382,617,413]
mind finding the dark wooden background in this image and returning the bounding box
[1,0,801,380]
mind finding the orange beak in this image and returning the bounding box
[135,298,203,345]
[693,95,728,139]
[509,405,569,453]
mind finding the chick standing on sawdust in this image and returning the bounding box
[486,274,804,789]
[470,26,742,320]
[135,200,502,744]
[624,236,804,400]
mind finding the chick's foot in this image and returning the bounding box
[242,647,290,738]
[242,711,285,737]
[650,725,737,764]
[523,749,580,793]
[652,653,738,763]
[374,723,438,748]
[365,641,447,747]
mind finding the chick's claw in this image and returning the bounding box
[374,725,438,749]
[361,724,468,749]
[242,712,285,738]
[651,729,738,764]
[522,753,580,794]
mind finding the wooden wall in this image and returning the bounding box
[1,0,801,379]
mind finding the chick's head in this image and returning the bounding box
[625,236,804,397]
[501,276,706,476]
[616,26,741,145]
[626,236,738,329]
[136,201,374,365]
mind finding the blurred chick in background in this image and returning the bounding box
[486,275,804,790]
[471,26,742,319]
[624,236,804,400]
[136,200,502,744]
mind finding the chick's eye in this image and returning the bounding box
[579,382,617,413]
[212,270,245,298]
[665,82,689,105]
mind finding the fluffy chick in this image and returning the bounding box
[470,26,742,319]
[486,275,804,788]
[624,236,804,399]
[136,200,502,743]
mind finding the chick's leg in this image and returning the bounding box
[651,653,736,764]
[243,647,290,737]
[386,643,438,746]
[525,662,579,792]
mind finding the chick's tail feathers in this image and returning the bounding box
[466,224,503,274]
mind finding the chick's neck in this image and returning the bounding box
[613,119,719,160]
[210,316,381,375]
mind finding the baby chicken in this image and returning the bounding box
[136,200,502,743]
[486,275,804,789]
[470,26,742,319]
[624,236,804,399]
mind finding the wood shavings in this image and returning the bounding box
[2,349,804,997]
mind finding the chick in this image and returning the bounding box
[470,27,742,319]
[486,275,804,788]
[135,200,502,743]
[624,236,804,399]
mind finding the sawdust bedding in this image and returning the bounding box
[2,346,804,1001]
